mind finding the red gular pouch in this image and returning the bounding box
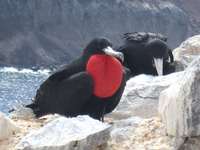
[86,54,123,98]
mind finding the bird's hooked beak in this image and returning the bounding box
[153,57,163,76]
[103,46,124,62]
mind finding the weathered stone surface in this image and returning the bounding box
[109,117,143,143]
[9,100,35,120]
[0,112,20,140]
[106,72,182,120]
[158,56,200,137]
[173,35,200,71]
[15,115,111,150]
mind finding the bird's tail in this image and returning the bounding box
[8,108,15,113]
[26,103,50,118]
[9,102,50,118]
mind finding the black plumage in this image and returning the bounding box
[116,32,175,76]
[16,37,128,121]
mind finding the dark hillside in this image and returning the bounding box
[0,0,199,68]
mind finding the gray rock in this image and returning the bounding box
[174,54,198,72]
[158,56,200,137]
[106,72,182,120]
[173,35,200,71]
[15,115,111,150]
[179,137,200,150]
[110,117,143,143]
[9,100,35,120]
[0,112,20,140]
[168,136,185,149]
[166,136,200,150]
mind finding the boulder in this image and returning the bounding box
[106,72,182,120]
[158,56,200,137]
[0,112,20,140]
[173,35,200,71]
[15,115,111,150]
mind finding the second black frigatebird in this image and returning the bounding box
[115,32,175,76]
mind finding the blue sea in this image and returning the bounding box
[0,67,50,115]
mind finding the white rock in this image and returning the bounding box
[106,72,182,120]
[158,56,200,137]
[15,115,111,150]
[110,117,143,143]
[126,74,155,87]
[9,100,35,120]
[148,145,175,150]
[173,35,200,71]
[173,35,200,59]
[0,112,20,140]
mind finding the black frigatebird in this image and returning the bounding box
[10,37,128,121]
[115,32,175,76]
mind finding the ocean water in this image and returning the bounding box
[0,67,50,115]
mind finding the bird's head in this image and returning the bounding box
[145,39,168,76]
[83,37,124,62]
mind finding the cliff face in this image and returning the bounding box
[0,0,199,68]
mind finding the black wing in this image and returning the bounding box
[31,72,94,118]
[123,32,168,42]
[48,56,85,81]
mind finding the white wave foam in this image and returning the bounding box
[0,67,50,74]
[0,67,19,72]
[37,69,51,74]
